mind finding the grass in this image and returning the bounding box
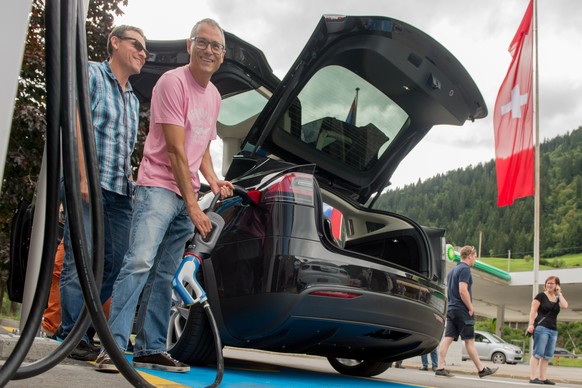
[520,355,582,367]
[550,357,582,367]
[478,252,582,272]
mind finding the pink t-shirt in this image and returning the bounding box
[137,65,220,196]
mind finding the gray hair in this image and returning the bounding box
[190,18,225,45]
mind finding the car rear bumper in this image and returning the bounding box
[218,285,444,361]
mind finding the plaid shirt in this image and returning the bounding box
[88,60,139,196]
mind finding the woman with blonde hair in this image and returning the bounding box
[526,276,568,385]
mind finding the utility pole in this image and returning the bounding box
[479,230,483,260]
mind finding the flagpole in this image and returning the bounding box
[532,0,540,299]
[354,87,359,124]
[346,87,359,125]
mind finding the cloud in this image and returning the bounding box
[117,0,582,188]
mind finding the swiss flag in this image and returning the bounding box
[493,0,534,207]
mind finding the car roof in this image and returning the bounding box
[242,15,487,204]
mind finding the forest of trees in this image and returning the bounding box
[375,127,582,259]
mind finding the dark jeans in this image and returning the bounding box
[60,185,133,340]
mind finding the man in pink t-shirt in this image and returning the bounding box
[96,18,234,374]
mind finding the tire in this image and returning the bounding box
[327,357,391,377]
[167,299,217,365]
[491,351,506,364]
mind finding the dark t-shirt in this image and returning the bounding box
[534,292,560,330]
[447,262,473,312]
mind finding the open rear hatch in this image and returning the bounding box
[236,15,487,204]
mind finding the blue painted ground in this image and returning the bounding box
[128,355,417,388]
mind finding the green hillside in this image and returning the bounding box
[376,127,582,262]
[480,252,582,272]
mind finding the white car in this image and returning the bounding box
[462,331,523,364]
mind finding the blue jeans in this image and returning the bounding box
[107,186,194,357]
[60,184,132,340]
[533,325,558,360]
[421,348,438,368]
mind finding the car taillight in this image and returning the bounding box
[261,172,314,206]
[246,189,261,204]
[309,291,362,299]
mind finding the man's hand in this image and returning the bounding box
[190,207,212,239]
[193,181,234,238]
[214,180,234,199]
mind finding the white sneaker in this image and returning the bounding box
[94,350,119,373]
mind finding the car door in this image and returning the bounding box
[473,332,492,360]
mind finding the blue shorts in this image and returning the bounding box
[444,309,475,340]
[533,325,558,360]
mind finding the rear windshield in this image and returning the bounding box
[277,65,409,171]
[218,89,269,125]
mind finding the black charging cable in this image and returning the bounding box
[5,1,152,386]
[70,2,152,385]
[10,0,101,379]
[200,185,251,388]
[0,0,62,383]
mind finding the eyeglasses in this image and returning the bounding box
[118,36,149,57]
[190,37,225,55]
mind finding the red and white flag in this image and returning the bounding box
[493,0,534,207]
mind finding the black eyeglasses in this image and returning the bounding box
[118,36,149,57]
[190,37,225,55]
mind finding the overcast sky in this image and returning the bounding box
[115,0,582,189]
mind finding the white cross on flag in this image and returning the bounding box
[493,0,534,207]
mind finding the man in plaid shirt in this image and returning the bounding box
[58,24,148,361]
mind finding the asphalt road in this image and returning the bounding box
[3,348,582,388]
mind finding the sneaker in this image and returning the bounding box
[542,380,556,385]
[435,368,454,377]
[48,325,64,341]
[432,366,438,372]
[478,366,498,378]
[40,325,55,337]
[529,378,545,384]
[95,351,119,373]
[68,340,99,361]
[419,366,428,371]
[133,352,190,373]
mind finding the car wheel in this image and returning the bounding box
[167,299,217,365]
[491,352,506,364]
[327,357,391,377]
